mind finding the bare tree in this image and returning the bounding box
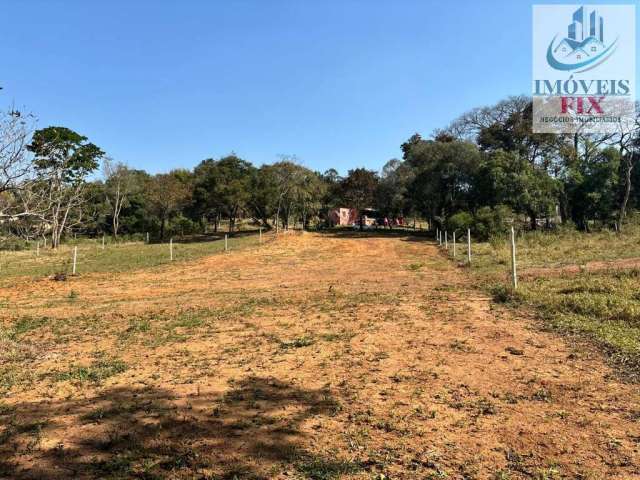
[442,95,531,141]
[0,109,32,188]
[103,158,136,239]
[609,103,640,230]
[0,108,36,217]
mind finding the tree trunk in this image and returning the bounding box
[618,155,633,232]
[275,197,282,234]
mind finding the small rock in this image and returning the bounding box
[506,346,524,356]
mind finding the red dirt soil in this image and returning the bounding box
[1,232,639,479]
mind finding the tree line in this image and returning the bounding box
[2,94,640,247]
[393,95,640,237]
[0,111,381,246]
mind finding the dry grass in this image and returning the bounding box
[0,231,261,283]
[1,231,639,479]
[454,225,640,377]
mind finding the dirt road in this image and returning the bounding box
[1,232,639,479]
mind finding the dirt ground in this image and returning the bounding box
[1,232,639,479]
[520,257,640,279]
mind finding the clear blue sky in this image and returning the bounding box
[1,0,637,175]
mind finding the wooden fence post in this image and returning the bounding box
[36,241,40,257]
[102,234,105,250]
[467,228,471,264]
[72,246,77,275]
[445,231,448,250]
[510,226,518,290]
[170,238,173,261]
[225,234,228,252]
[146,232,149,244]
[259,228,262,243]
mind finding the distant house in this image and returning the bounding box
[328,207,381,227]
[328,207,358,226]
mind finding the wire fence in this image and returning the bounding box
[0,230,270,281]
[435,224,640,289]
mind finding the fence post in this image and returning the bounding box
[36,241,40,257]
[259,227,262,243]
[102,234,105,250]
[44,238,47,249]
[445,231,448,250]
[225,234,228,252]
[467,228,471,264]
[72,246,77,275]
[170,238,173,261]
[453,231,456,257]
[510,226,518,289]
[146,232,149,244]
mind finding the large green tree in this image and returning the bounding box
[27,126,103,248]
[145,171,191,240]
[475,150,559,229]
[339,168,379,230]
[404,138,481,227]
[376,158,414,218]
[250,161,325,231]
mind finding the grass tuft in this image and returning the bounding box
[55,357,127,384]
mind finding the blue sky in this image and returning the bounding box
[1,1,637,175]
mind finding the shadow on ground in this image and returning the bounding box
[0,377,358,479]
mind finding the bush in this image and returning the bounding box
[447,211,474,233]
[0,236,31,251]
[490,283,522,304]
[474,205,514,240]
[168,215,198,237]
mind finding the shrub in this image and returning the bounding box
[447,211,474,233]
[0,236,31,251]
[167,215,198,237]
[474,205,514,240]
[490,284,522,304]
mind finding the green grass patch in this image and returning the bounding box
[55,357,127,384]
[0,233,261,282]
[295,456,363,480]
[6,317,49,339]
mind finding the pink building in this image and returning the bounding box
[328,208,359,226]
